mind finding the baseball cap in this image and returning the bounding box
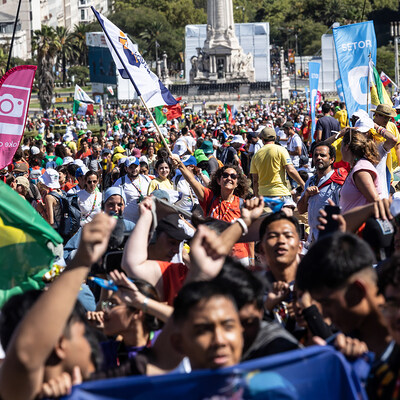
[354,117,374,133]
[73,159,84,168]
[200,140,214,155]
[101,148,112,156]
[193,149,208,164]
[259,127,276,141]
[283,121,294,129]
[30,169,42,181]
[13,163,29,174]
[16,176,30,190]
[113,146,126,154]
[151,189,170,202]
[247,131,259,140]
[75,166,89,178]
[103,186,127,204]
[125,156,140,167]
[182,155,197,166]
[131,148,141,158]
[39,169,60,189]
[62,156,74,166]
[139,155,149,165]
[30,146,40,155]
[156,213,193,241]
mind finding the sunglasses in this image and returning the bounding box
[222,172,238,180]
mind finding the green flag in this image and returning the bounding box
[0,181,63,289]
[155,106,168,125]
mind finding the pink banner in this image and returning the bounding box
[0,65,36,170]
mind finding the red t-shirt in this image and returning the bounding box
[157,261,188,306]
[199,187,249,259]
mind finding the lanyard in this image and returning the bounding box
[83,191,98,220]
[211,197,234,221]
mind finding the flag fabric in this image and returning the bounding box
[66,346,368,399]
[336,78,345,102]
[91,7,177,108]
[333,21,377,119]
[380,71,392,87]
[0,181,63,290]
[155,97,182,125]
[309,62,320,140]
[224,103,234,124]
[0,65,36,170]
[305,87,310,112]
[73,85,94,116]
[107,86,114,96]
[73,100,94,116]
[369,60,393,107]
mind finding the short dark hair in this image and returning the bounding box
[312,142,336,162]
[322,103,331,114]
[296,232,376,293]
[172,281,237,325]
[46,143,55,153]
[259,212,301,240]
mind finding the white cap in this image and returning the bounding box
[172,140,187,156]
[231,134,245,145]
[62,156,74,165]
[139,155,149,165]
[73,159,84,168]
[352,109,369,121]
[118,156,127,166]
[354,117,374,133]
[38,169,60,189]
[212,138,220,148]
[30,146,40,155]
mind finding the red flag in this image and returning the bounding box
[380,71,391,87]
[165,96,182,120]
[0,65,37,169]
[224,103,234,124]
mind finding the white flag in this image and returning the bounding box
[74,85,94,103]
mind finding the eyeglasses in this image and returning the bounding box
[222,172,238,180]
[87,180,98,184]
[101,300,119,312]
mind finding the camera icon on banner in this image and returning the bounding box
[0,94,24,118]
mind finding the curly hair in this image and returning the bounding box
[342,128,380,166]
[208,164,249,199]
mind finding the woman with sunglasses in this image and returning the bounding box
[339,129,381,213]
[171,155,251,263]
[77,170,102,226]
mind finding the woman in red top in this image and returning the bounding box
[172,155,250,263]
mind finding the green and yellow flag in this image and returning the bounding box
[370,60,393,107]
[0,181,63,289]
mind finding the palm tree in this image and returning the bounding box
[55,26,76,87]
[72,23,91,66]
[139,21,165,61]
[32,25,61,111]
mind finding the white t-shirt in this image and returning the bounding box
[287,134,303,168]
[113,175,150,223]
[77,189,102,226]
[173,174,200,213]
[376,143,389,199]
[249,139,263,155]
[276,127,287,147]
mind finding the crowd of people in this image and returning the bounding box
[2,98,400,399]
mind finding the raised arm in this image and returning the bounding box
[121,197,163,295]
[0,213,116,400]
[170,154,206,202]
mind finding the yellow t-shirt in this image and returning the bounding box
[67,141,77,153]
[386,121,400,169]
[147,177,173,194]
[334,109,348,129]
[250,144,292,197]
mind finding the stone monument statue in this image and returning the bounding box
[190,0,255,83]
[280,48,290,100]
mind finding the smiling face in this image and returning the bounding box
[85,174,98,193]
[261,219,301,270]
[157,162,170,180]
[217,168,238,193]
[173,296,243,370]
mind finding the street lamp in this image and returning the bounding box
[235,6,245,23]
[391,21,400,87]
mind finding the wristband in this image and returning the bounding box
[235,218,248,236]
[142,297,149,313]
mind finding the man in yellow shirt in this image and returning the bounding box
[250,127,305,198]
[334,102,348,129]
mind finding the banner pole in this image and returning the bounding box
[367,53,371,114]
[6,0,22,72]
[139,95,173,157]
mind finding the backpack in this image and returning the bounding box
[44,156,59,170]
[300,141,309,158]
[49,192,81,241]
[209,155,224,168]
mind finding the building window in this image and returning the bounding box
[81,9,86,20]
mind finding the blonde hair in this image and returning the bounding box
[342,129,380,166]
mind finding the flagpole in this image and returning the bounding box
[6,0,22,72]
[367,53,371,114]
[91,6,174,156]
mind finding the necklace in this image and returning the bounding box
[212,195,235,221]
